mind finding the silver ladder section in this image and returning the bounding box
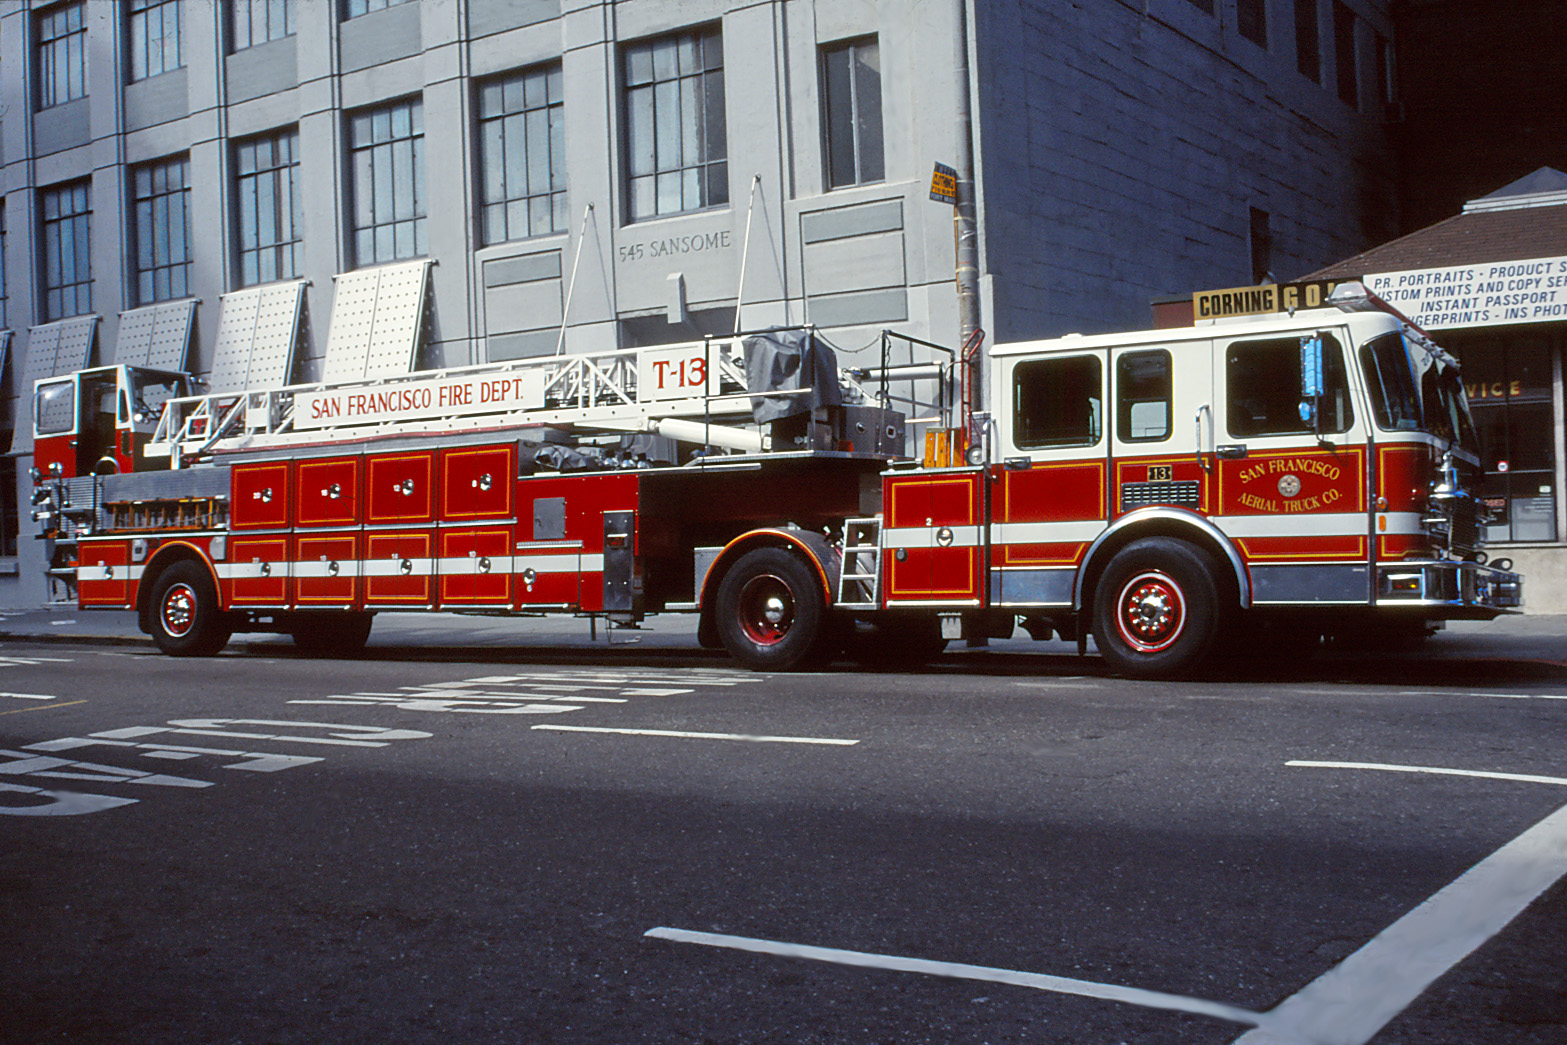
[836,518,883,609]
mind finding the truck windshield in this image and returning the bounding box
[1422,358,1480,457]
[1359,334,1422,432]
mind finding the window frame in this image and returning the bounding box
[1012,355,1105,451]
[621,24,729,223]
[230,0,295,53]
[476,64,567,246]
[820,35,885,190]
[1116,350,1173,444]
[39,179,93,322]
[1295,0,1321,83]
[342,0,414,21]
[347,97,427,267]
[1332,1,1358,108]
[1225,334,1354,439]
[128,0,183,83]
[36,1,88,110]
[130,155,192,305]
[234,128,302,287]
[1237,0,1268,47]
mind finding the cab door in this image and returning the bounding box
[1108,342,1214,521]
[990,350,1109,609]
[1212,327,1372,604]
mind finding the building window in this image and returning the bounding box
[37,2,88,109]
[236,130,301,285]
[231,0,294,51]
[129,0,183,81]
[477,66,566,246]
[623,26,727,222]
[0,201,8,330]
[1184,0,1215,13]
[1333,2,1358,107]
[1375,32,1396,106]
[1295,0,1320,83]
[40,180,92,322]
[1467,337,1559,543]
[131,156,191,304]
[1249,207,1272,284]
[821,37,884,190]
[344,0,413,18]
[1237,0,1267,47]
[349,98,426,266]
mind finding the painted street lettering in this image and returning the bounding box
[0,720,430,817]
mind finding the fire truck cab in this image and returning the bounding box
[954,283,1520,674]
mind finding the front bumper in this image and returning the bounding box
[1376,559,1523,615]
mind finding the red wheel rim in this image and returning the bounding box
[1114,570,1185,653]
[737,573,795,646]
[161,582,197,638]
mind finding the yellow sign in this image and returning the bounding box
[1194,280,1340,319]
[929,163,958,204]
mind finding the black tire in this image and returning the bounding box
[847,616,949,666]
[292,612,374,656]
[148,561,232,657]
[1092,537,1224,678]
[715,547,831,671]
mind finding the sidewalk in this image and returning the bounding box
[1,606,1560,676]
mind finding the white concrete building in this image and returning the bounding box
[0,0,1401,605]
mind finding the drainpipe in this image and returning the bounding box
[953,0,981,352]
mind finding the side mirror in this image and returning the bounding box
[1299,334,1325,433]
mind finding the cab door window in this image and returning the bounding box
[1116,350,1171,442]
[1013,356,1102,449]
[1226,334,1352,437]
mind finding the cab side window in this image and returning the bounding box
[1014,356,1102,449]
[1117,350,1171,442]
[1226,335,1353,436]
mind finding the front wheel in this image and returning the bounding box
[1092,538,1223,678]
[715,547,831,671]
[148,561,232,657]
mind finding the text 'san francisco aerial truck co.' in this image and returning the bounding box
[27,280,1521,677]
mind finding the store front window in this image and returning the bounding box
[1458,334,1559,543]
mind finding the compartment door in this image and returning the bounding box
[882,470,982,605]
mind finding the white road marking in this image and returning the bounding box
[1287,760,1567,788]
[1395,690,1567,701]
[534,725,858,746]
[0,692,56,700]
[1231,798,1567,1045]
[644,927,1266,1028]
[0,655,73,667]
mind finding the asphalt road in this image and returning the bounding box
[2,639,1564,1044]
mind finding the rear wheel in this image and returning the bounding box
[292,612,374,656]
[1092,538,1223,678]
[148,561,231,657]
[715,547,830,670]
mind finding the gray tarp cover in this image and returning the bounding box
[742,329,842,423]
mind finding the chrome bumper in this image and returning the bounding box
[1376,559,1523,613]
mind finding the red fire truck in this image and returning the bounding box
[26,283,1520,677]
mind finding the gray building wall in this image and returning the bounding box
[0,0,1398,607]
[976,0,1399,341]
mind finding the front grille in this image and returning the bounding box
[1121,480,1201,510]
